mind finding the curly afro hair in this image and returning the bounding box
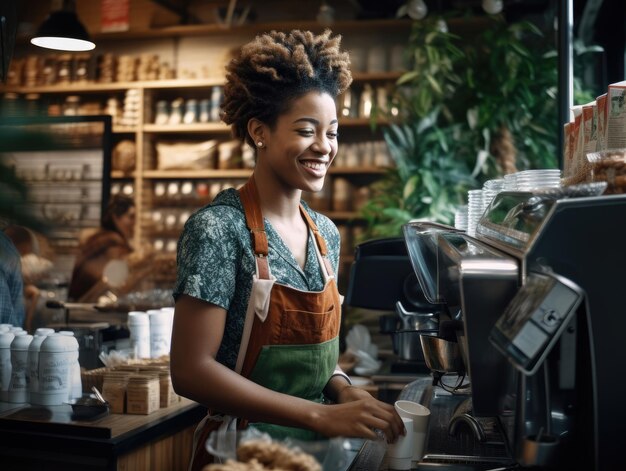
[220,29,352,147]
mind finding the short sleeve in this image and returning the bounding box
[173,207,242,309]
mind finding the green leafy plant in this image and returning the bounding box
[361,15,570,239]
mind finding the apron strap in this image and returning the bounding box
[300,207,335,279]
[238,176,335,280]
[239,177,270,280]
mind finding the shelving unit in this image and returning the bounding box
[5,18,411,291]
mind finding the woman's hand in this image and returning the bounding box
[310,395,405,443]
[336,384,376,404]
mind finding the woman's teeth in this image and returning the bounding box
[302,161,325,170]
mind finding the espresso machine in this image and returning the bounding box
[400,191,626,469]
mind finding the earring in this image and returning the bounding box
[256,141,264,148]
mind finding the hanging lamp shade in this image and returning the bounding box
[31,10,95,52]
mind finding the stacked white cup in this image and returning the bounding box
[128,311,151,359]
[148,309,173,358]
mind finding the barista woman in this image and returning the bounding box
[170,29,404,467]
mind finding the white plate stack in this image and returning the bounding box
[515,169,561,191]
[482,178,505,212]
[503,173,518,191]
[454,204,468,231]
[467,189,484,237]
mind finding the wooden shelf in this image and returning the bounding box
[2,73,397,95]
[352,71,403,82]
[15,16,487,45]
[340,117,390,127]
[82,19,414,41]
[143,123,230,133]
[141,78,225,89]
[111,170,136,179]
[112,126,138,134]
[1,82,131,94]
[1,78,225,95]
[142,169,253,179]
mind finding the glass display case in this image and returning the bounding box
[0,115,112,279]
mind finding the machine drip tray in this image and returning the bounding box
[394,378,515,468]
[424,392,513,465]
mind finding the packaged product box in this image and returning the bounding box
[596,93,608,151]
[582,101,597,157]
[569,105,585,183]
[607,81,626,149]
[126,374,160,415]
[156,139,218,170]
[158,371,179,408]
[563,122,573,179]
[102,371,132,414]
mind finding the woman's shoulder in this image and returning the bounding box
[183,188,247,235]
[83,229,128,249]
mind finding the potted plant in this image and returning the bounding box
[360,14,593,240]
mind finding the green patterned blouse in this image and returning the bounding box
[173,188,341,370]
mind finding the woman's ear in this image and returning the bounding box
[247,118,266,146]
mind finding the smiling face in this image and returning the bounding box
[257,91,339,194]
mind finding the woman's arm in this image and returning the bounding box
[170,294,405,442]
[171,294,317,426]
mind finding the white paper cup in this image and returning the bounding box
[387,416,413,470]
[395,400,431,464]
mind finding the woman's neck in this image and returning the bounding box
[252,170,302,223]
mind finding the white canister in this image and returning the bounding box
[35,328,55,337]
[0,332,16,402]
[148,310,171,358]
[59,331,82,400]
[128,311,151,359]
[36,334,73,406]
[28,330,55,404]
[8,334,33,403]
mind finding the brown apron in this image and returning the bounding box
[188,177,341,470]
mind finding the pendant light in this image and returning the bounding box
[31,0,95,52]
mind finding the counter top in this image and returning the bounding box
[0,398,204,440]
[0,398,206,470]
